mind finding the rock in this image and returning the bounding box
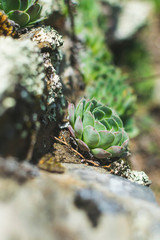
[104,0,152,43]
[40,0,85,103]
[114,1,152,41]
[0,27,65,161]
[109,159,152,186]
[0,37,45,160]
[0,157,39,182]
[0,163,160,240]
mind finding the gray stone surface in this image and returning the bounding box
[114,1,152,40]
[0,163,160,240]
[105,0,152,42]
[0,28,65,161]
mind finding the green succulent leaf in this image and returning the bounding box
[68,125,76,139]
[112,132,122,146]
[68,103,75,127]
[27,0,33,8]
[112,115,123,128]
[74,116,83,139]
[107,146,124,157]
[98,106,112,118]
[2,0,20,13]
[97,130,115,149]
[75,100,84,120]
[84,100,90,111]
[83,126,99,148]
[26,3,41,23]
[68,98,129,160]
[107,118,119,132]
[93,109,104,120]
[91,99,98,109]
[83,111,94,128]
[8,10,30,26]
[84,102,94,112]
[76,139,90,152]
[1,0,43,28]
[91,148,111,159]
[26,0,35,9]
[28,16,45,26]
[121,131,129,148]
[94,121,106,131]
[100,119,111,130]
[20,0,29,11]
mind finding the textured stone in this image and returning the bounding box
[0,27,65,161]
[114,1,152,40]
[0,37,45,116]
[0,37,45,159]
[0,163,160,240]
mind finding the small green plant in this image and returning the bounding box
[0,0,43,27]
[68,98,129,160]
[76,0,112,85]
[75,0,139,138]
[86,66,138,137]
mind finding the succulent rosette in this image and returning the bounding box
[0,0,43,27]
[86,66,138,138]
[68,98,129,160]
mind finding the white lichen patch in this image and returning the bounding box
[43,52,62,106]
[2,97,16,109]
[111,159,152,186]
[115,1,152,40]
[31,27,64,111]
[0,37,45,115]
[19,26,65,122]
[32,27,63,50]
[128,171,152,186]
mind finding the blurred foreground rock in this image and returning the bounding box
[0,32,65,162]
[103,0,152,43]
[113,1,152,41]
[0,163,160,240]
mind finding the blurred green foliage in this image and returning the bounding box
[113,39,154,100]
[86,65,138,138]
[75,0,111,85]
[148,0,160,14]
[76,0,138,137]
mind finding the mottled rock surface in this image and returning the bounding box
[0,37,45,160]
[0,163,160,240]
[0,27,65,162]
[104,0,152,43]
[114,1,152,41]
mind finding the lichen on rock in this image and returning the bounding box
[26,26,65,123]
[31,27,63,50]
[110,159,151,186]
[0,26,65,160]
[0,37,45,116]
[0,37,46,159]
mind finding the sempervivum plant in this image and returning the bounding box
[86,66,138,138]
[68,98,129,160]
[0,0,43,27]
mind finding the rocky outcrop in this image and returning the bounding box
[0,30,65,162]
[0,1,84,162]
[0,163,159,240]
